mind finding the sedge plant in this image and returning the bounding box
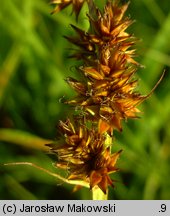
[46,0,163,199]
[3,0,164,200]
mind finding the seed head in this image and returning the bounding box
[64,1,146,134]
[47,118,121,194]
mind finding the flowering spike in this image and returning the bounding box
[48,0,163,197]
[62,0,149,134]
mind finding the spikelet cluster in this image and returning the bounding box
[48,0,148,194]
[65,0,146,134]
[47,118,121,193]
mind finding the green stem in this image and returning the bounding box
[92,186,108,200]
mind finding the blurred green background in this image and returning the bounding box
[0,0,170,200]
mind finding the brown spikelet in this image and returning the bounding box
[47,118,122,194]
[63,1,153,134]
[50,0,87,20]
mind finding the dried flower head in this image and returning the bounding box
[66,1,137,62]
[50,0,87,19]
[64,0,146,134]
[47,118,121,194]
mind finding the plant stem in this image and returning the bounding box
[3,162,90,188]
[91,133,112,200]
[92,186,108,200]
